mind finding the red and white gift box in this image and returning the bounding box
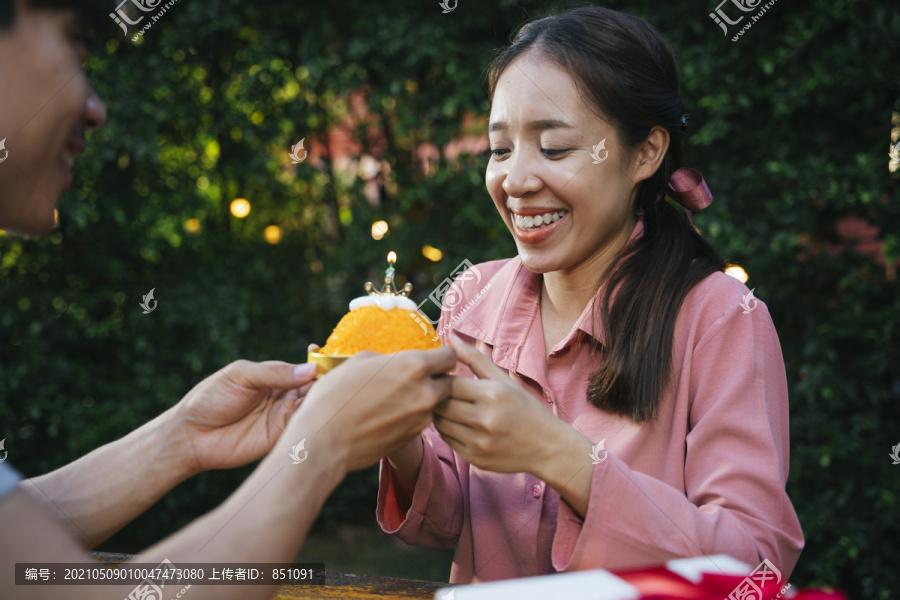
[434,555,846,600]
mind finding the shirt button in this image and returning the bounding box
[532,484,542,498]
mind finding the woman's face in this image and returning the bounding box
[485,52,643,278]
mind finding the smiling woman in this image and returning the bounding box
[377,5,804,586]
[483,13,726,421]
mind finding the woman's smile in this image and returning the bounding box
[509,207,569,243]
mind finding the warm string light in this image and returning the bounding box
[422,245,443,262]
[372,220,389,240]
[230,198,251,218]
[264,225,282,244]
[725,265,749,283]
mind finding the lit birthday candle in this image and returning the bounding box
[349,251,417,311]
[385,251,397,281]
[308,250,441,378]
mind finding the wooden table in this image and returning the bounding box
[92,553,443,600]
[272,572,442,599]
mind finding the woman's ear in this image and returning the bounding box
[633,126,670,185]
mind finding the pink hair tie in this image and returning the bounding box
[658,167,712,225]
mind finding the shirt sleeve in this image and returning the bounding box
[551,299,804,577]
[375,425,465,548]
[376,265,496,547]
[0,462,22,501]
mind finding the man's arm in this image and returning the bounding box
[22,360,318,548]
[1,348,458,600]
[1,435,341,600]
[21,407,196,548]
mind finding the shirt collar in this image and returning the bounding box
[453,220,645,371]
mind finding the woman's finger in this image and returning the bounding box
[449,334,507,381]
[434,396,481,426]
[448,375,489,403]
[433,416,472,450]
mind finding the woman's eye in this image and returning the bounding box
[489,148,571,159]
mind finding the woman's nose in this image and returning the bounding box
[501,151,543,198]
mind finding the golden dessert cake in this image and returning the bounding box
[309,264,441,377]
[320,295,440,355]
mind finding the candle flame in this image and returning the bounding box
[387,251,397,264]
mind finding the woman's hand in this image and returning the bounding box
[438,336,594,516]
[435,336,562,474]
[172,360,318,475]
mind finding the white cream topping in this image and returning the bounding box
[349,295,418,312]
[514,210,567,230]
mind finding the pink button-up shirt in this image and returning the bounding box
[377,222,804,584]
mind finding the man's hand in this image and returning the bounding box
[286,347,457,480]
[172,360,319,475]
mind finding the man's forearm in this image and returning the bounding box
[21,406,196,548]
[0,427,344,600]
[147,432,343,563]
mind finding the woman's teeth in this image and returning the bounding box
[513,210,567,231]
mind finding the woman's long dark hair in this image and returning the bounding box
[488,6,726,423]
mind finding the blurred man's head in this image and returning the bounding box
[0,0,109,236]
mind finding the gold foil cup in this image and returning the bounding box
[307,351,351,379]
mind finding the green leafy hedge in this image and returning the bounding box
[1,0,897,597]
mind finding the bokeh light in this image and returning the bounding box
[725,265,749,283]
[422,245,443,262]
[371,220,389,240]
[264,225,282,245]
[230,198,251,218]
[184,218,201,233]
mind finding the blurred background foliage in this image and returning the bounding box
[1,0,899,596]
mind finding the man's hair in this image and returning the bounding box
[0,0,110,32]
